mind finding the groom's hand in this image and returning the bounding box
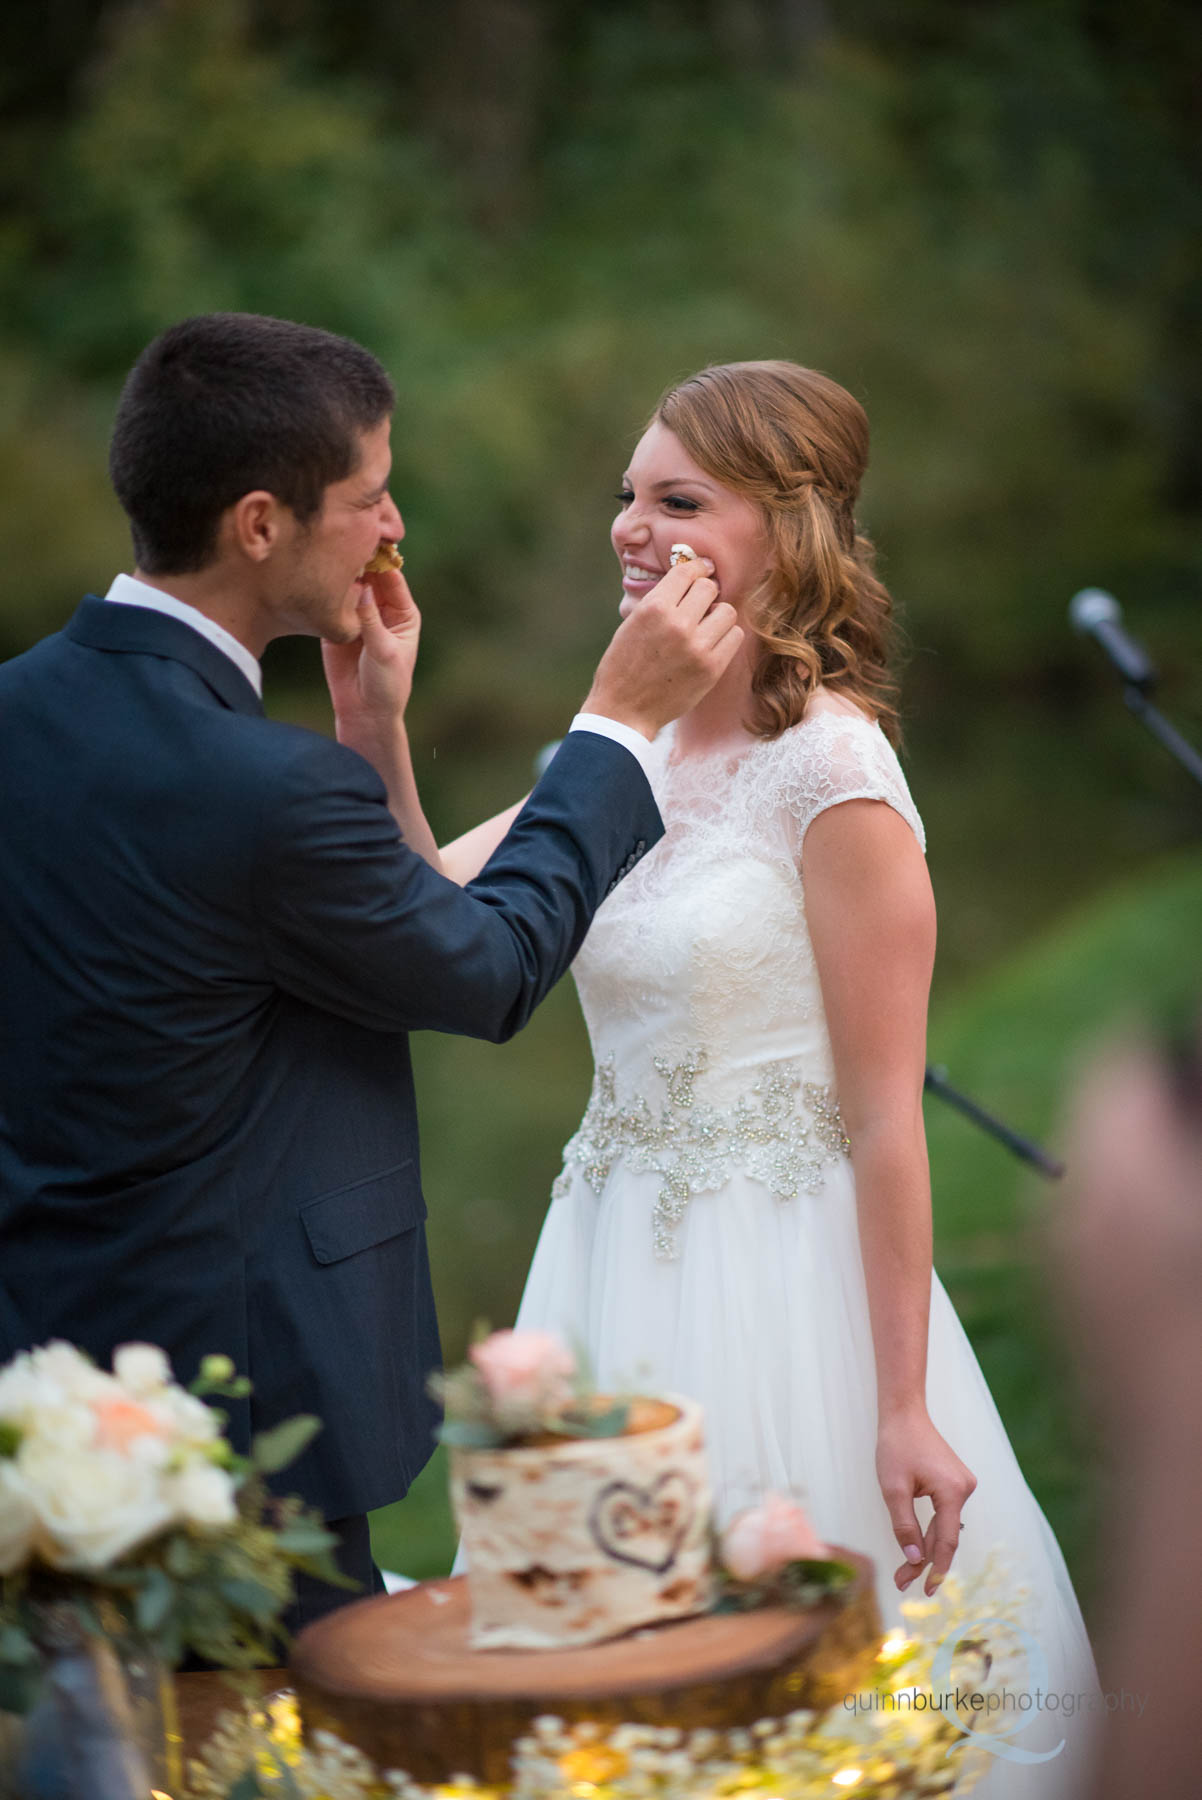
[322,569,421,736]
[580,560,744,740]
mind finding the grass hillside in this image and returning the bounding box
[371,849,1202,1597]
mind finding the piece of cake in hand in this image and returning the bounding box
[669,542,698,567]
[435,1330,713,1650]
[364,540,404,574]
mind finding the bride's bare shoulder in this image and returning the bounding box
[800,687,876,727]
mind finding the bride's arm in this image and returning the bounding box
[802,799,976,1598]
[440,802,529,885]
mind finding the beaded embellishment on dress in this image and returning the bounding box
[553,1050,851,1258]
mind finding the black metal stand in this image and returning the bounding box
[923,1064,1065,1180]
[1123,685,1202,791]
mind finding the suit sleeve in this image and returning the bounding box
[253,729,662,1039]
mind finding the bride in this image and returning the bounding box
[438,361,1100,1792]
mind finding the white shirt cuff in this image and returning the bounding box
[568,712,657,782]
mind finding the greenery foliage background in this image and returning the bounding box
[2,0,1199,1595]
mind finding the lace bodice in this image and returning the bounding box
[558,707,926,1255]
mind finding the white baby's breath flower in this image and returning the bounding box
[20,1439,174,1570]
[113,1343,172,1395]
[0,1460,38,1574]
[170,1460,237,1529]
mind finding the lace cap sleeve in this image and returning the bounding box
[773,711,926,854]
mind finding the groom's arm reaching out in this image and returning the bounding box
[253,725,655,1042]
[326,557,736,887]
[261,558,742,1040]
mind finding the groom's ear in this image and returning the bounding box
[228,489,292,563]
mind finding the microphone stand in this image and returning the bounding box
[1120,685,1202,792]
[923,1065,1066,1180]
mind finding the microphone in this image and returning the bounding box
[1069,588,1158,691]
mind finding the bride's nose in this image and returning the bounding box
[613,511,651,553]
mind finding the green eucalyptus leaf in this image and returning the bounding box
[0,1624,37,1667]
[291,1551,360,1590]
[229,1768,266,1800]
[790,1557,856,1587]
[165,1535,199,1578]
[250,1415,321,1473]
[564,1404,628,1439]
[436,1418,505,1449]
[273,1523,338,1556]
[0,1659,41,1716]
[220,1577,280,1622]
[0,1422,21,1457]
[135,1567,174,1634]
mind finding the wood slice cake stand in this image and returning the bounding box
[291,1555,881,1784]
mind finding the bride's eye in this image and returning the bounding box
[614,489,634,505]
[665,495,700,513]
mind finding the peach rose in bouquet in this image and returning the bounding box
[0,1340,344,1683]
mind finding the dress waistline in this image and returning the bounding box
[554,1049,851,1259]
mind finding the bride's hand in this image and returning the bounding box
[876,1407,977,1597]
[322,569,421,734]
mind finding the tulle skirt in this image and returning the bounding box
[515,1156,1102,1797]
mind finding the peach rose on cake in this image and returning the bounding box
[469,1329,576,1426]
[720,1493,828,1581]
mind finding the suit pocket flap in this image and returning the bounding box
[300,1163,427,1265]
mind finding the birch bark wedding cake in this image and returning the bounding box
[291,1331,882,1783]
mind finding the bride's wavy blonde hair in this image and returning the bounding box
[655,360,901,745]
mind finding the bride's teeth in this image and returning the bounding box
[624,565,657,581]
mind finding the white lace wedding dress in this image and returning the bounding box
[515,704,1100,1795]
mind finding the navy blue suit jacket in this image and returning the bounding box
[0,597,661,1517]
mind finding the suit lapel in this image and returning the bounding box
[67,595,265,718]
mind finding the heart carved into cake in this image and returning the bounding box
[589,1471,697,1575]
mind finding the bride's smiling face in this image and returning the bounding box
[612,420,769,621]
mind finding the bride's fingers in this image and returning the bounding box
[884,1496,927,1589]
[924,1501,963,1596]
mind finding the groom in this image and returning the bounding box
[0,312,740,1619]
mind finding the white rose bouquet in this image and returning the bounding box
[0,1340,346,1709]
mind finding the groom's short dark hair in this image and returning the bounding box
[109,313,396,573]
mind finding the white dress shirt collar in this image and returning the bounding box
[104,573,263,698]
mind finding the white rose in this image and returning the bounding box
[28,1401,96,1454]
[0,1345,111,1432]
[0,1461,37,1575]
[148,1388,220,1447]
[19,1440,174,1571]
[29,1342,115,1404]
[113,1344,172,1395]
[169,1460,237,1529]
[0,1354,50,1429]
